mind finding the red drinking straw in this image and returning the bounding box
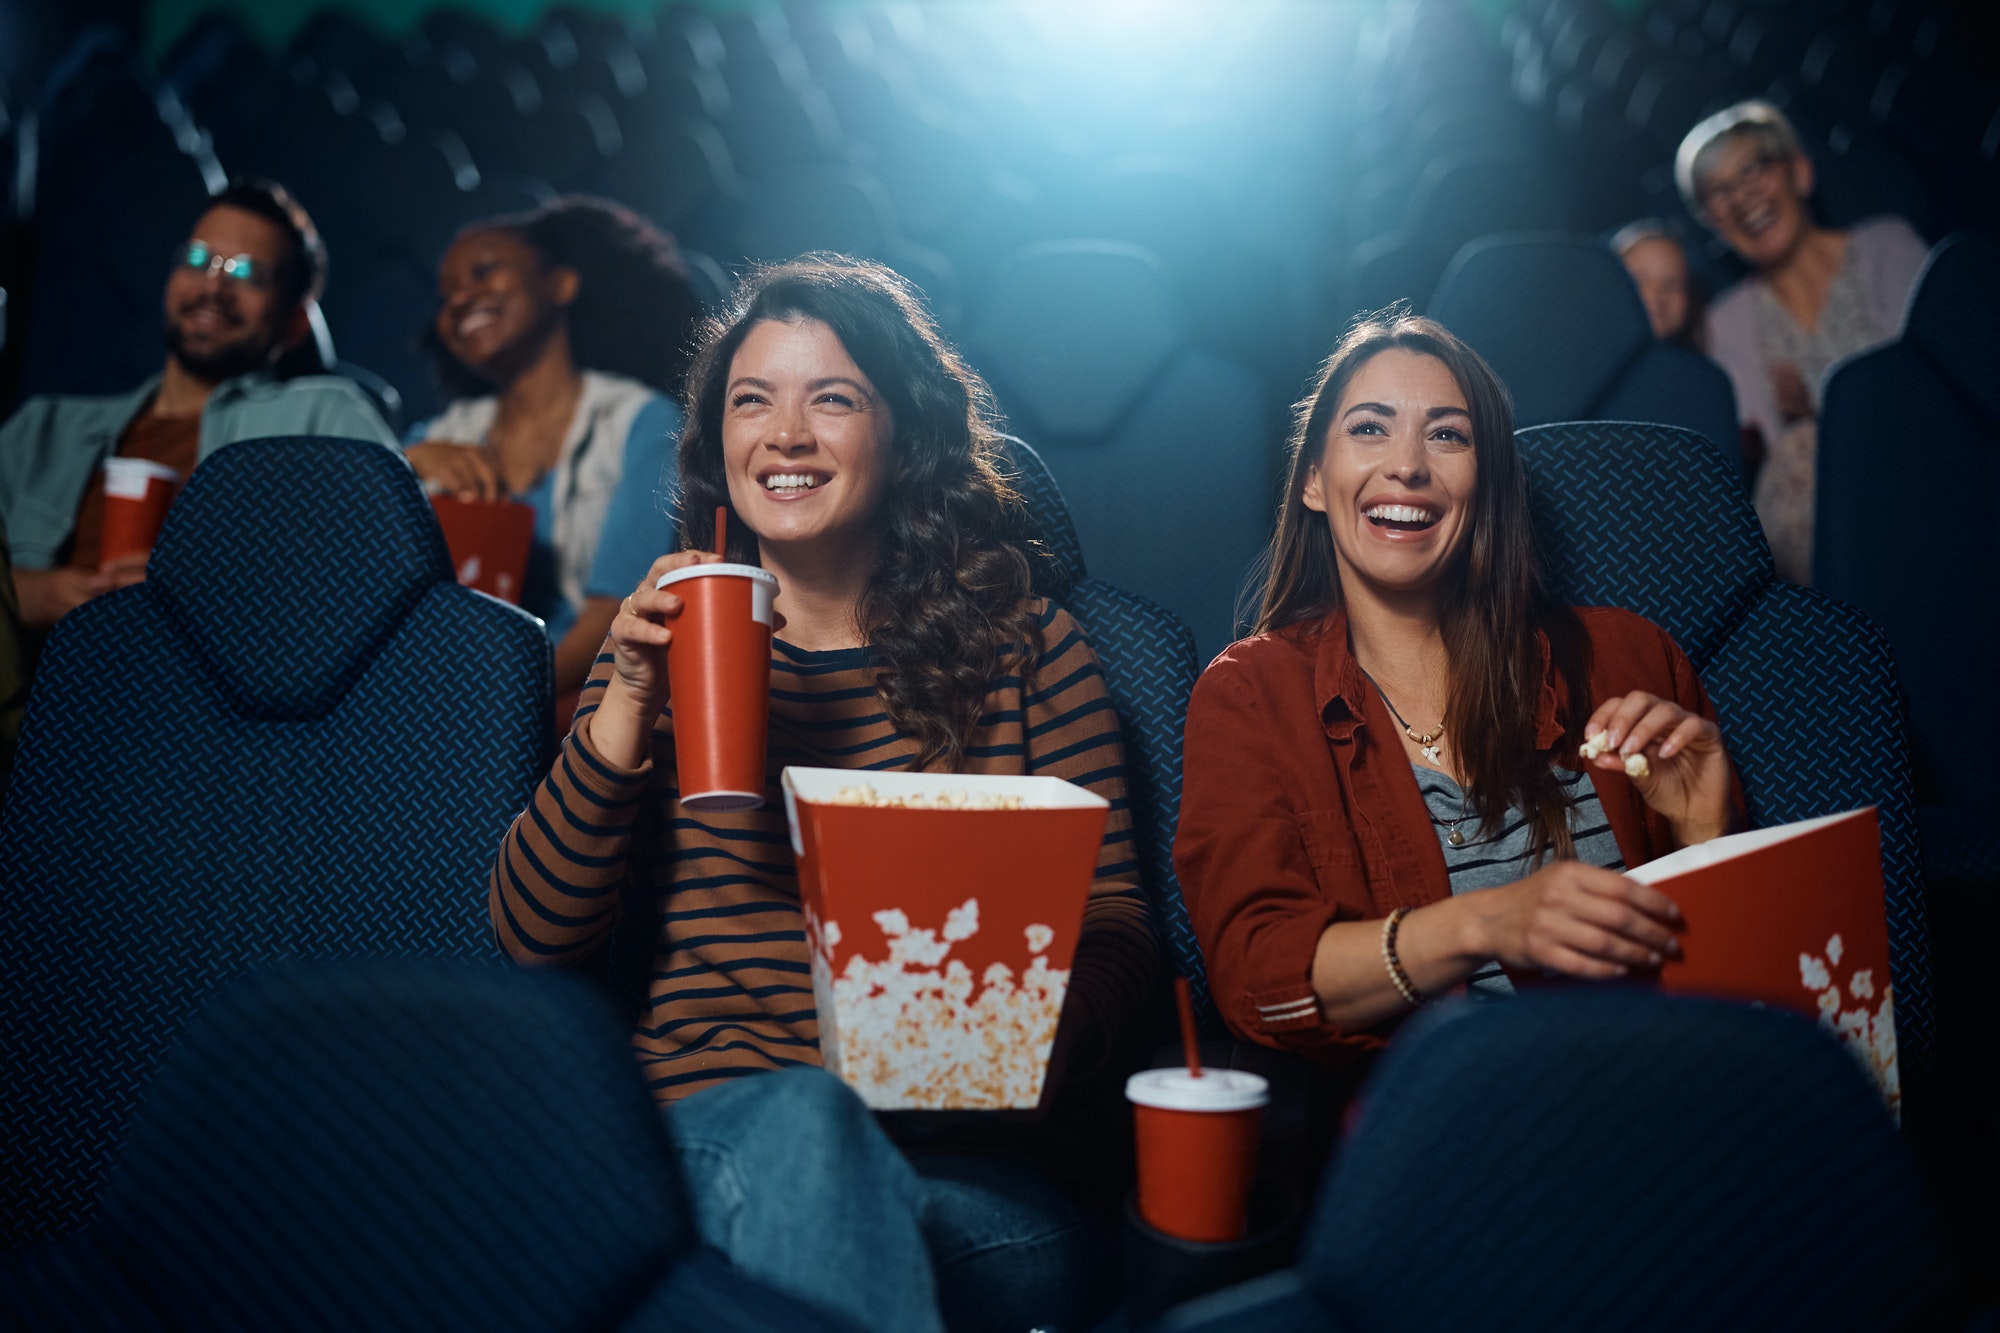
[1175,975,1203,1078]
[714,505,728,559]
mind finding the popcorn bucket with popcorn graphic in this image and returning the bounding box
[781,766,1109,1110]
[1625,806,1900,1117]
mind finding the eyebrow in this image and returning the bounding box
[1342,402,1471,420]
[726,375,874,399]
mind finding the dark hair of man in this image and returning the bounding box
[677,254,1040,772]
[426,196,705,401]
[209,177,327,310]
[1251,308,1593,861]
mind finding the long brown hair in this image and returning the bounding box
[677,255,1039,771]
[1252,309,1593,860]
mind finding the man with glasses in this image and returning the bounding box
[0,178,396,634]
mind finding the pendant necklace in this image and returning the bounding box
[1357,667,1448,770]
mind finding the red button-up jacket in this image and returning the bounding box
[1174,603,1740,1072]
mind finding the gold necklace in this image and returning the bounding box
[1359,667,1446,767]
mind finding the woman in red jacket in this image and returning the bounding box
[1175,311,1741,1094]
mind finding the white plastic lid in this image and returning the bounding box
[1125,1067,1269,1112]
[102,458,181,497]
[656,562,779,590]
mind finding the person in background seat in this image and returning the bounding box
[1610,219,1703,348]
[404,197,704,702]
[1177,311,1742,1118]
[0,178,396,640]
[489,256,1155,1333]
[1677,100,1927,584]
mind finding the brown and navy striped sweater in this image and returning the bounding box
[490,598,1157,1106]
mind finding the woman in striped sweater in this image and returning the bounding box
[490,256,1155,1333]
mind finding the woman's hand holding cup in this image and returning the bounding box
[1583,690,1734,847]
[592,550,725,767]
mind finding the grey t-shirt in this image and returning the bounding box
[1413,765,1625,1000]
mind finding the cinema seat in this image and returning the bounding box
[1515,420,1934,1090]
[0,437,552,1248]
[1164,991,1954,1332]
[0,960,857,1331]
[970,241,1268,666]
[1817,231,2000,891]
[1429,236,1741,468]
[994,436,1208,1023]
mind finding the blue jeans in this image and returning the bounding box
[666,1067,1087,1333]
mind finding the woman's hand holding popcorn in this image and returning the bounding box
[1582,690,1734,848]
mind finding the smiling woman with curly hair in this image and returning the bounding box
[488,255,1156,1333]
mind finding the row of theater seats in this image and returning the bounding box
[0,418,1935,1259]
[5,1,1996,660]
[4,965,1952,1328]
[1508,0,1999,279]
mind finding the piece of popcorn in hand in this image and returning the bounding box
[1579,731,1612,760]
[1623,752,1650,779]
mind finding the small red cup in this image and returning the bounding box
[99,458,182,565]
[657,562,780,811]
[1127,1067,1269,1243]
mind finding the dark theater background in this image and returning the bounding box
[2,0,1997,1327]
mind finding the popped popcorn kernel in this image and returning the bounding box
[943,899,980,942]
[1025,923,1055,955]
[874,908,911,939]
[1799,953,1830,991]
[1623,752,1651,779]
[1826,934,1845,966]
[1850,969,1874,999]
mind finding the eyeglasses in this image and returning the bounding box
[1696,154,1788,214]
[175,240,269,287]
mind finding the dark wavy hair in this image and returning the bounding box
[426,196,704,400]
[1253,308,1593,861]
[678,254,1039,771]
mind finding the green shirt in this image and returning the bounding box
[0,369,399,569]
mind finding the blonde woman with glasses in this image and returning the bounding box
[1677,100,1927,584]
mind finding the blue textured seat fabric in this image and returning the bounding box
[1064,578,1206,1022]
[990,436,1210,1025]
[1,960,857,1331]
[0,437,553,1249]
[1818,232,2000,889]
[1516,421,1933,1090]
[1430,236,1740,465]
[993,434,1087,599]
[1291,992,1955,1332]
[970,242,1269,664]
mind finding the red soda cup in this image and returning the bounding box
[1126,1067,1269,1243]
[99,459,182,565]
[657,563,780,811]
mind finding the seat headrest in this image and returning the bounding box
[148,437,452,721]
[1517,421,1770,666]
[991,434,1085,595]
[972,241,1182,439]
[1429,235,1653,426]
[95,961,689,1327]
[1309,991,1947,1327]
[1903,231,2000,432]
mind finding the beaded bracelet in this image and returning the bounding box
[1380,906,1428,1008]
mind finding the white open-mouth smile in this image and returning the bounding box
[1364,502,1440,531]
[761,471,828,493]
[457,304,503,338]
